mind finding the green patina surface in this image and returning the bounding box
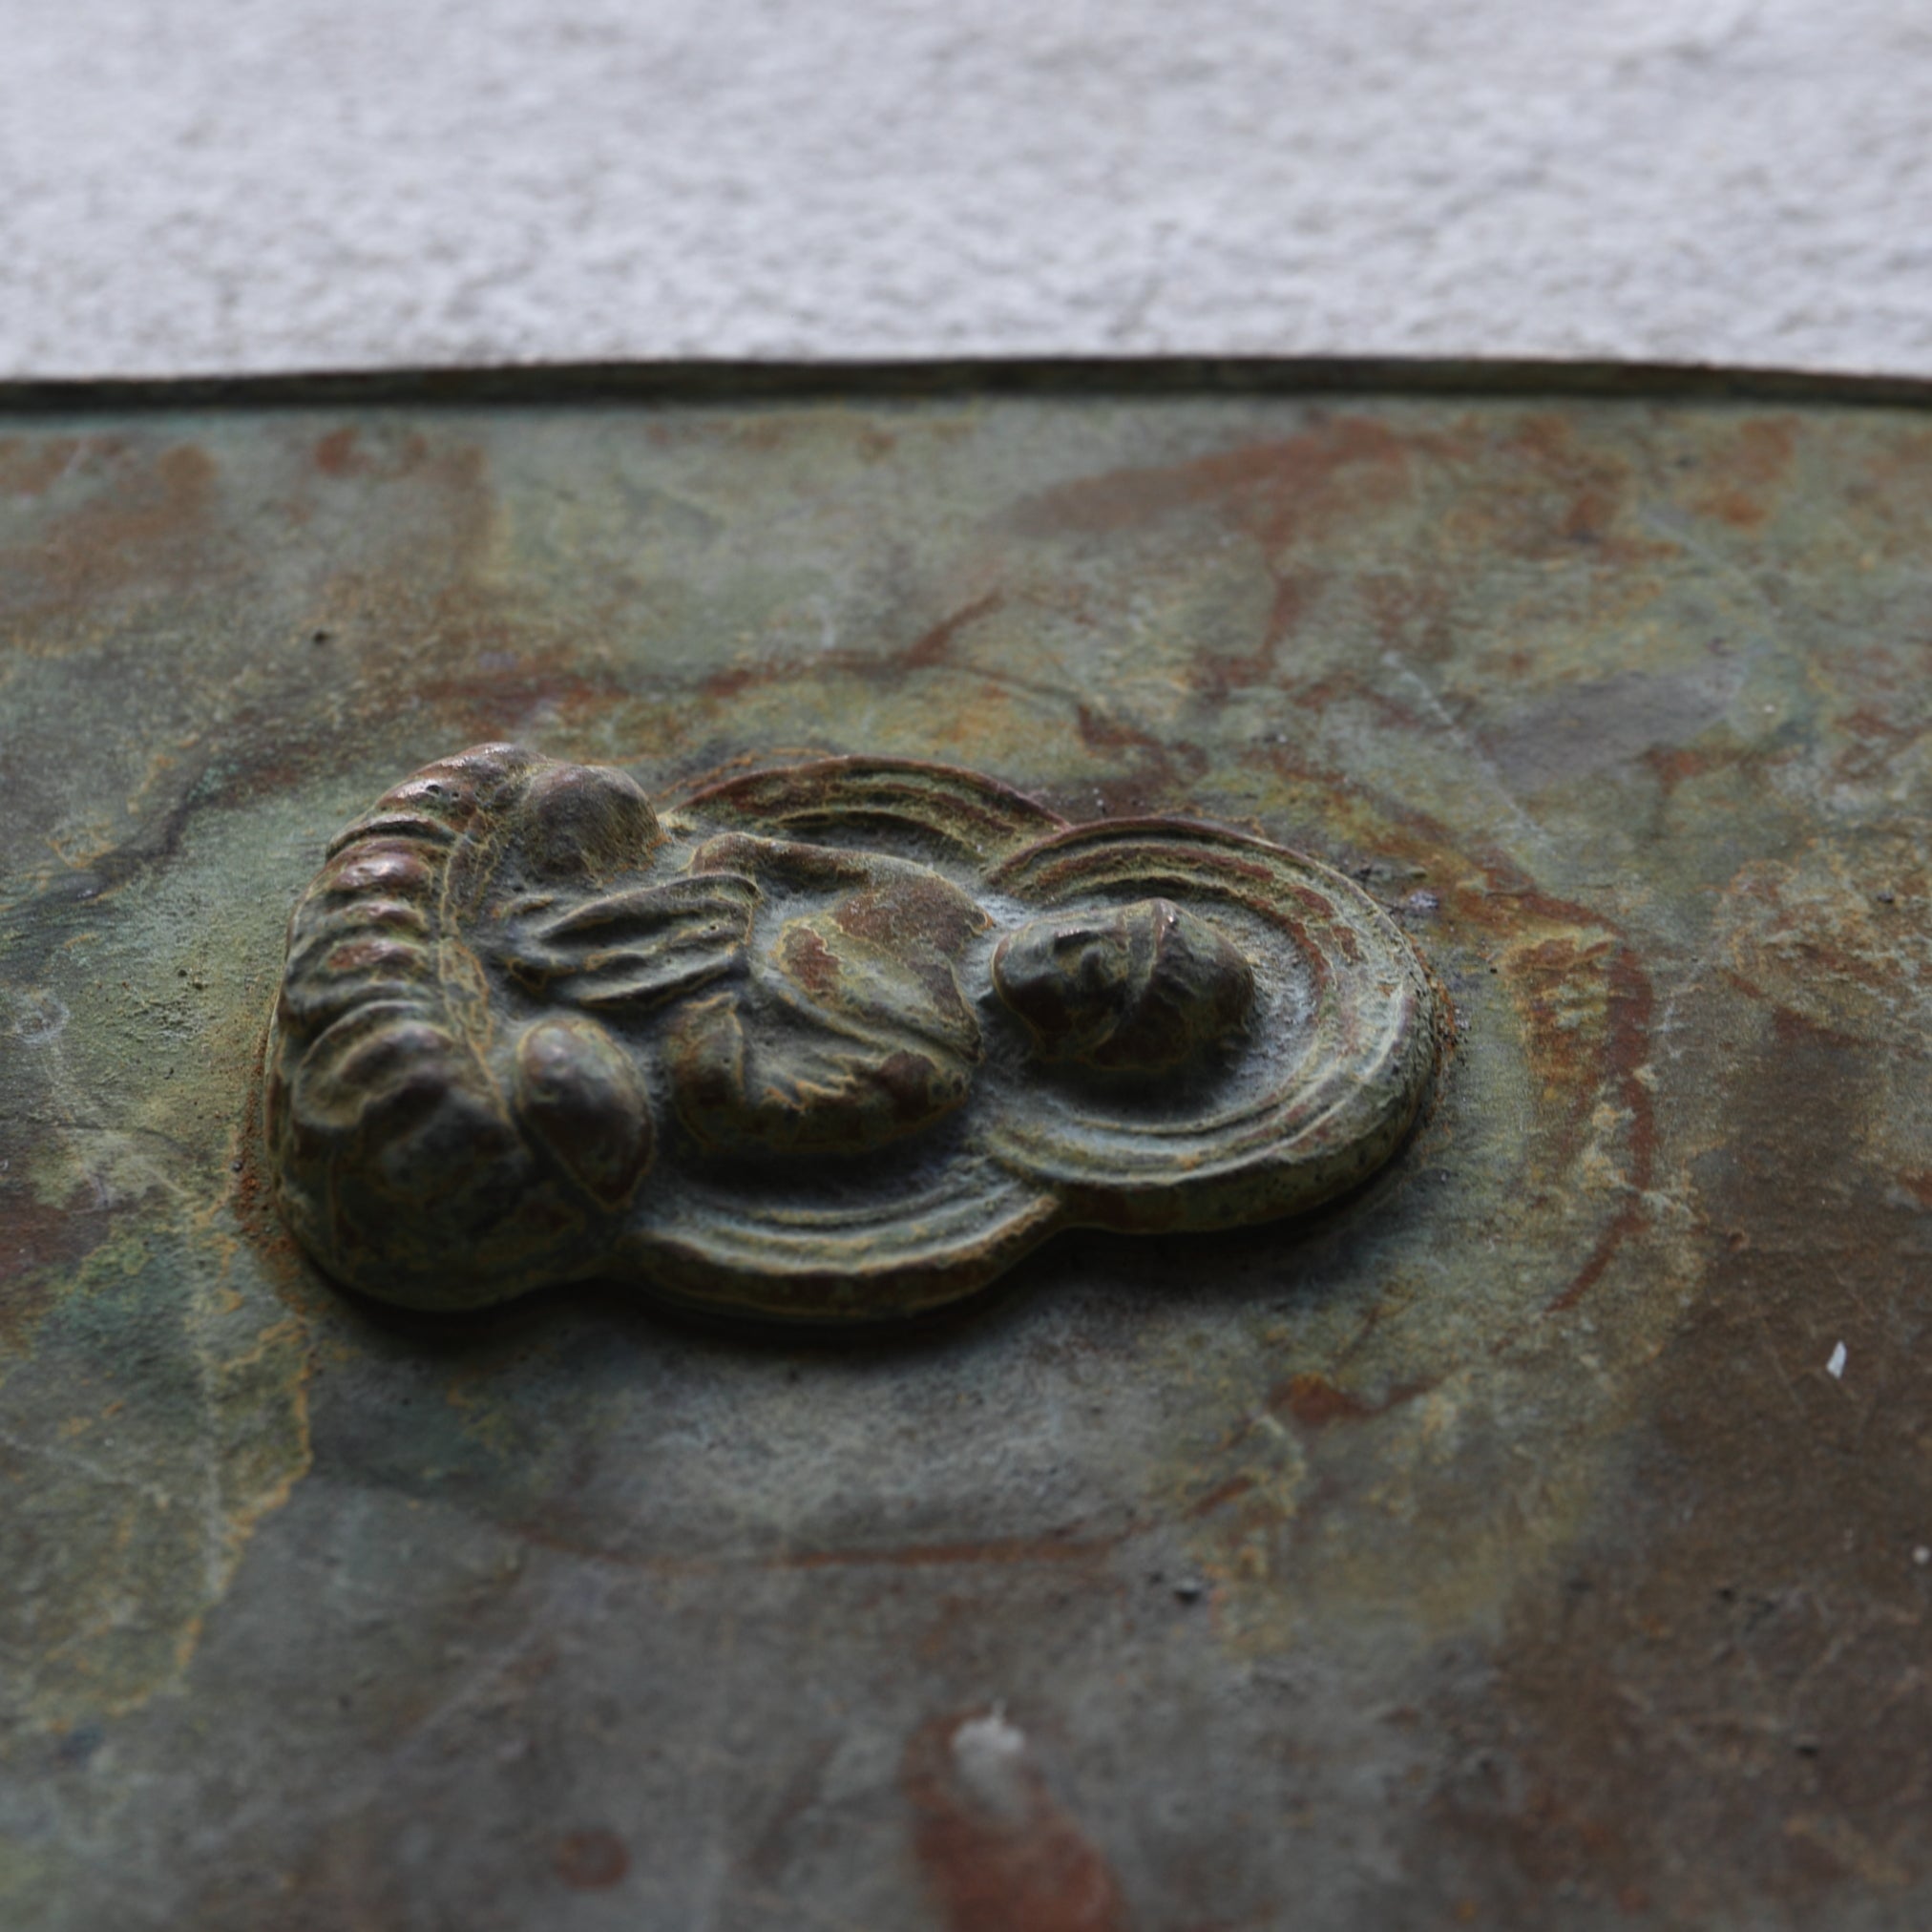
[0,371,1928,1929]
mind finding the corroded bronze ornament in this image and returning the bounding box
[266,747,1441,1319]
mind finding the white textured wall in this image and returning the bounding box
[2,0,1929,378]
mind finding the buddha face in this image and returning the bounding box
[992,897,1254,1073]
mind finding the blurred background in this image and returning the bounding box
[2,0,1928,378]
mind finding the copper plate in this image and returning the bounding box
[1,362,1928,1930]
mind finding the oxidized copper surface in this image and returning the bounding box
[268,747,1439,1318]
[1,366,1929,1930]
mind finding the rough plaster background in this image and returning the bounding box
[2,0,1929,378]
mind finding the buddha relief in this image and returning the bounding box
[265,748,1444,1322]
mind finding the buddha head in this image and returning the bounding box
[992,897,1254,1073]
[508,761,664,883]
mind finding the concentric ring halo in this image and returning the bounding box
[624,763,1444,1320]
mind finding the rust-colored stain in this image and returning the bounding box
[1689,415,1798,528]
[1,372,1928,1931]
[0,439,216,618]
[0,434,94,497]
[906,1710,1129,1932]
[1452,1002,1932,1915]
[1010,414,1412,544]
[1274,1369,1420,1427]
[551,1827,630,1891]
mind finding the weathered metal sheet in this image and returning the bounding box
[0,368,1927,1930]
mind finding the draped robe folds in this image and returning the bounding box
[494,830,991,1161]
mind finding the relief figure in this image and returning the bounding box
[266,748,1444,1321]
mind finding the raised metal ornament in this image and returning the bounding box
[265,748,1442,1320]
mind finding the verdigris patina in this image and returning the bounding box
[267,747,1442,1317]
